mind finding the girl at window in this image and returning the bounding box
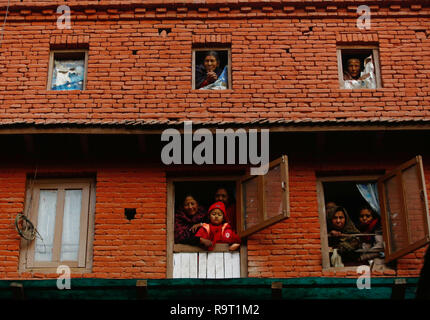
[357,206,384,265]
[195,201,240,251]
[174,194,208,245]
[327,206,361,265]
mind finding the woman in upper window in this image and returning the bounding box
[174,194,210,247]
[327,206,361,265]
[195,51,228,90]
[342,56,376,89]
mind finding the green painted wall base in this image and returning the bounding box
[0,277,419,300]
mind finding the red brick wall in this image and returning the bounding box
[0,2,429,124]
[0,158,428,280]
[0,170,26,279]
[0,166,167,280]
[246,159,429,278]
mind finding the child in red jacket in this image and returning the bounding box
[196,201,241,251]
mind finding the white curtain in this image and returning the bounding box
[356,183,380,215]
[60,190,82,261]
[35,190,57,262]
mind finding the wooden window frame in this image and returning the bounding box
[318,158,430,269]
[317,175,382,270]
[166,175,247,278]
[192,47,232,90]
[19,178,95,274]
[238,155,290,238]
[378,156,430,263]
[47,49,89,91]
[167,156,289,277]
[337,46,382,89]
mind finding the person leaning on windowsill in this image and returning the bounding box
[195,51,224,89]
[327,206,361,264]
[343,58,369,81]
[342,56,376,89]
[357,206,384,266]
[174,194,209,246]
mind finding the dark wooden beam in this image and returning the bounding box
[391,278,407,300]
[271,281,283,300]
[79,134,89,157]
[23,134,35,154]
[137,135,146,154]
[136,280,148,300]
[2,124,430,135]
[316,132,326,155]
[10,282,25,300]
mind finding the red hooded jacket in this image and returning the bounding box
[195,222,241,251]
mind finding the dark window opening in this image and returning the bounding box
[323,181,388,269]
[174,180,237,236]
[193,49,230,90]
[48,50,88,91]
[338,47,381,89]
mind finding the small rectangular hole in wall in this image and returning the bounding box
[158,28,171,36]
[125,208,137,220]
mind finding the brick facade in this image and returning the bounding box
[0,1,429,123]
[0,0,429,283]
[0,149,428,280]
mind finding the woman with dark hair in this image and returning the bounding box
[214,186,236,232]
[357,206,384,265]
[195,51,226,89]
[327,206,361,264]
[174,194,209,246]
[357,206,381,243]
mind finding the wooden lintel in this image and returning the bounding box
[1,124,430,135]
[316,132,326,154]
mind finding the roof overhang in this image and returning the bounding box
[1,119,430,134]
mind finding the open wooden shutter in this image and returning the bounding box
[238,155,289,238]
[378,155,430,263]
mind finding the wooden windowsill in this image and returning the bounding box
[191,89,233,93]
[174,243,232,253]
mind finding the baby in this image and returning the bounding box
[195,201,240,251]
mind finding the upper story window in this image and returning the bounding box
[47,50,88,91]
[193,48,231,90]
[337,46,381,89]
[19,178,95,273]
